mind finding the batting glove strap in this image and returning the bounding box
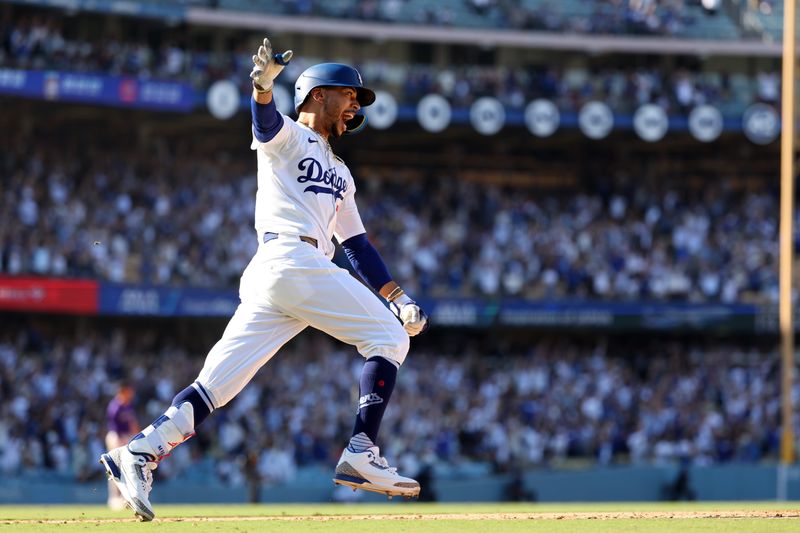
[388,294,412,318]
[389,295,429,337]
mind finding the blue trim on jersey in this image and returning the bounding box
[341,233,392,293]
[251,96,283,143]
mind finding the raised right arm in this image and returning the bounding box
[249,37,292,143]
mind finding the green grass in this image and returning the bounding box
[1,503,799,532]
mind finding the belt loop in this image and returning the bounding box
[300,236,318,248]
[262,232,317,248]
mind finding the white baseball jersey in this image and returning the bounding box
[195,112,409,409]
[250,115,366,258]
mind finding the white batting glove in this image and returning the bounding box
[250,37,293,92]
[390,294,429,337]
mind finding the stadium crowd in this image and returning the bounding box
[360,175,781,303]
[0,134,782,303]
[0,323,791,486]
[0,13,779,114]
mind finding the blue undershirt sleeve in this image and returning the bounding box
[341,233,392,292]
[251,95,283,143]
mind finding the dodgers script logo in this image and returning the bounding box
[297,157,347,200]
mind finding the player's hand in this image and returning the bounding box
[250,37,293,92]
[390,295,429,337]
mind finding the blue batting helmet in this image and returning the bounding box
[294,63,375,134]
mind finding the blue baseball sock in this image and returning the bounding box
[171,383,213,427]
[349,356,398,451]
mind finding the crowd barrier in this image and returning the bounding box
[2,464,799,504]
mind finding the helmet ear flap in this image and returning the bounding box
[344,114,367,135]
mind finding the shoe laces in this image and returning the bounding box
[134,455,157,496]
[367,447,397,475]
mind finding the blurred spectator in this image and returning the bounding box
[504,471,537,502]
[416,463,438,501]
[662,460,697,500]
[105,385,140,509]
[756,71,779,104]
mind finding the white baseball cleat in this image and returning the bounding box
[99,446,157,521]
[333,446,420,499]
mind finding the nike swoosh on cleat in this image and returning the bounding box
[307,138,318,143]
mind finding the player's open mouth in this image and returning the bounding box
[342,112,355,121]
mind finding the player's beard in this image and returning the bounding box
[329,122,341,139]
[324,101,346,139]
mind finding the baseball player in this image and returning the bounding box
[99,37,428,521]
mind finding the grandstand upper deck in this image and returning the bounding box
[6,0,788,56]
[0,2,784,120]
[121,0,748,38]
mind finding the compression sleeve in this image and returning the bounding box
[251,96,283,143]
[341,233,392,292]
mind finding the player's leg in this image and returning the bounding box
[100,302,306,520]
[335,354,419,498]
[274,258,417,497]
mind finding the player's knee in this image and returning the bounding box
[361,320,409,366]
[397,332,410,365]
[386,325,410,366]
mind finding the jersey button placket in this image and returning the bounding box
[308,128,338,241]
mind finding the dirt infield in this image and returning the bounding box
[4,510,800,524]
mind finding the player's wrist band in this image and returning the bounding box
[253,81,272,94]
[386,287,405,302]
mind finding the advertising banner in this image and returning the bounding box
[0,276,98,314]
[0,276,770,333]
[419,298,496,327]
[498,300,757,332]
[99,284,239,316]
[0,68,196,112]
[6,0,186,20]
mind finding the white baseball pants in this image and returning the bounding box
[196,235,409,408]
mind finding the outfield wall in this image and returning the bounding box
[2,465,799,504]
